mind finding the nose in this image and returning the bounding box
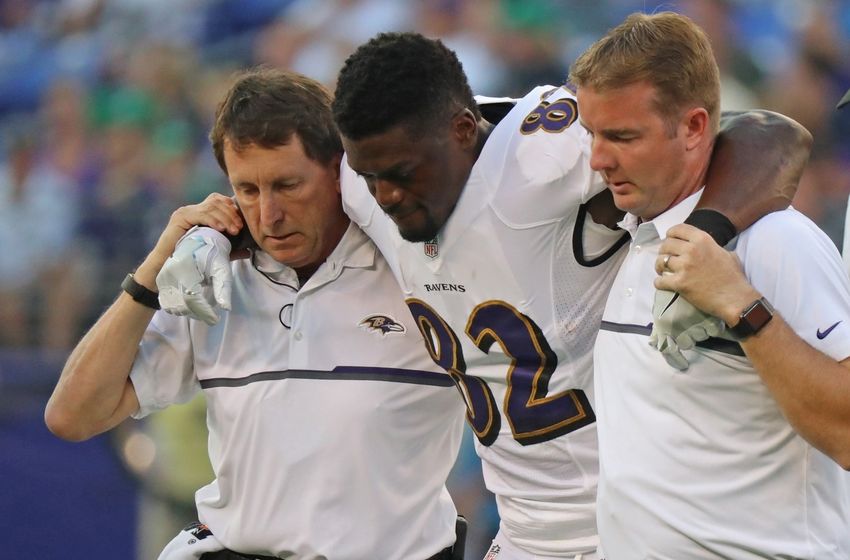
[589,137,614,172]
[258,191,284,228]
[372,178,403,209]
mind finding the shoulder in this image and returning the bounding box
[736,207,847,298]
[737,208,836,260]
[480,86,600,226]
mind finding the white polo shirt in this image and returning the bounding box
[130,223,465,560]
[594,190,850,559]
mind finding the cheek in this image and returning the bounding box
[238,203,261,229]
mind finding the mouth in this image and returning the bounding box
[385,206,419,223]
[265,232,298,243]
[606,179,634,192]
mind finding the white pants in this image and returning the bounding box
[483,529,603,560]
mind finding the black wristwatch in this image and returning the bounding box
[728,297,773,340]
[121,273,161,310]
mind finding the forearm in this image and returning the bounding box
[738,315,850,469]
[46,194,241,440]
[44,252,168,441]
[697,110,811,233]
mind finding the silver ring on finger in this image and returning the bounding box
[662,254,671,269]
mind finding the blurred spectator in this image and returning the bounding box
[0,118,83,349]
[254,0,415,86]
[681,0,763,110]
[759,1,850,246]
[75,85,159,316]
[491,0,569,97]
[415,0,508,94]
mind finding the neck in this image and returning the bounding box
[647,146,713,220]
[294,217,350,285]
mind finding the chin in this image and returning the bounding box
[612,194,641,214]
[394,213,442,243]
[398,223,441,243]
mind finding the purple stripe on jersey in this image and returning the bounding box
[199,366,454,389]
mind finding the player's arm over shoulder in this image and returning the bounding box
[340,155,377,228]
[487,86,602,227]
[698,110,811,235]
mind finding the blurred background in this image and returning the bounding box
[1,0,848,558]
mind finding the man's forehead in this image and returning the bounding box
[343,129,423,169]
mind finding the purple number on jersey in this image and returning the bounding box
[407,298,595,446]
[407,298,500,446]
[519,98,578,135]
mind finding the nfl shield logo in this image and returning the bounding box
[424,238,438,259]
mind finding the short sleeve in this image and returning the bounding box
[130,310,199,418]
[737,208,850,361]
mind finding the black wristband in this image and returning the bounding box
[684,209,737,246]
[121,273,160,310]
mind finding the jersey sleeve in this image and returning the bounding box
[129,310,199,418]
[340,154,409,276]
[340,155,377,229]
[484,86,604,228]
[736,208,850,361]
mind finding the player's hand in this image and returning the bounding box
[157,228,233,326]
[649,288,726,371]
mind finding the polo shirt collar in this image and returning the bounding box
[617,187,705,240]
[252,221,376,286]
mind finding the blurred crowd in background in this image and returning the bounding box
[1,0,849,558]
[0,0,848,349]
[2,0,849,351]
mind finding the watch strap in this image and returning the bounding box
[121,273,160,310]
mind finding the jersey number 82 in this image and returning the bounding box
[407,298,595,446]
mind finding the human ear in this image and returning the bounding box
[452,108,478,148]
[684,107,710,150]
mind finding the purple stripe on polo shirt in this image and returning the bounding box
[199,366,454,389]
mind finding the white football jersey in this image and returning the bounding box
[130,224,465,560]
[342,86,628,556]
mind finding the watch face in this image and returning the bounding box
[745,301,772,331]
[735,298,774,338]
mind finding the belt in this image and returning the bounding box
[201,545,453,560]
[425,545,454,560]
[199,551,280,560]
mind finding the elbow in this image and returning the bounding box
[759,109,813,154]
[44,401,94,442]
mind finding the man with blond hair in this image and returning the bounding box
[574,12,850,558]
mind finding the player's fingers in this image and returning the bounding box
[158,285,190,316]
[676,331,696,350]
[663,344,690,371]
[705,318,724,338]
[212,274,232,311]
[648,328,661,348]
[183,290,220,326]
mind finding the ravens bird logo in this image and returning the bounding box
[359,314,406,336]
